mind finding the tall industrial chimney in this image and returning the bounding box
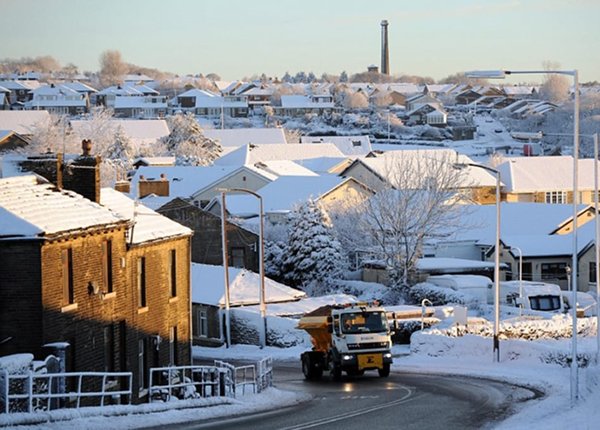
[380,20,390,75]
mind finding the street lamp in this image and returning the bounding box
[219,189,267,349]
[511,246,523,317]
[454,162,501,362]
[466,68,580,404]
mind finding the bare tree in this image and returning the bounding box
[99,50,128,87]
[332,152,471,293]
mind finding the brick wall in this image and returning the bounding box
[0,242,43,357]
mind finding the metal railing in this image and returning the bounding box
[148,365,232,402]
[1,370,132,414]
[256,357,273,393]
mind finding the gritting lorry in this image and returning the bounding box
[298,302,394,380]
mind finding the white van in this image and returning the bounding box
[426,275,493,304]
[499,281,564,313]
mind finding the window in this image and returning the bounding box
[169,250,177,298]
[530,295,562,311]
[194,308,208,337]
[137,257,146,308]
[230,247,245,268]
[590,262,597,284]
[102,240,113,293]
[62,248,74,305]
[169,326,178,366]
[138,339,146,390]
[541,262,568,281]
[545,191,567,204]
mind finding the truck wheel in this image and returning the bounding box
[378,363,390,378]
[302,354,322,380]
[331,363,342,381]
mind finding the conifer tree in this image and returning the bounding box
[282,199,347,294]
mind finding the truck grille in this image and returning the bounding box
[347,342,388,350]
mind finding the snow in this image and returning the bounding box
[0,175,126,238]
[4,311,600,429]
[191,263,306,306]
[0,110,50,135]
[221,175,354,216]
[214,143,345,166]
[203,128,287,147]
[100,188,191,244]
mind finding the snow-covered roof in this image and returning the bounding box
[60,81,97,93]
[293,157,352,174]
[250,160,319,177]
[280,95,334,109]
[348,149,498,188]
[123,73,155,83]
[203,128,287,147]
[130,165,239,202]
[0,110,50,135]
[100,188,191,245]
[221,175,357,216]
[133,156,176,167]
[214,143,345,166]
[191,263,306,306]
[70,119,170,141]
[177,88,219,98]
[448,202,584,247]
[0,175,126,239]
[417,258,498,272]
[299,135,372,156]
[497,156,600,192]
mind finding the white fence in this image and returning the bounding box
[0,370,132,414]
[256,357,273,393]
[148,358,273,402]
[148,365,232,402]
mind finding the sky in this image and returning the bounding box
[1,0,599,83]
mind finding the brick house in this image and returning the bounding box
[157,197,259,272]
[0,143,192,403]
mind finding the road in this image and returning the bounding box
[163,361,540,430]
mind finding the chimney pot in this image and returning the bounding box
[81,139,92,156]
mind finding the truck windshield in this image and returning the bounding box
[530,295,561,311]
[341,312,388,334]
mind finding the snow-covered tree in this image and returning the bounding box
[340,71,349,83]
[281,199,347,294]
[162,113,222,166]
[26,114,79,155]
[539,61,570,104]
[264,240,286,282]
[343,90,369,110]
[101,125,134,185]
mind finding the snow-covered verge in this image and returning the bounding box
[404,332,600,430]
[0,388,310,429]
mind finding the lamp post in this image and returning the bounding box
[511,246,523,317]
[454,162,501,362]
[219,188,267,349]
[466,68,580,404]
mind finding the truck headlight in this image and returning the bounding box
[342,355,353,361]
[383,352,392,359]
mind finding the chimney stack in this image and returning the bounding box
[62,140,102,203]
[381,20,390,75]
